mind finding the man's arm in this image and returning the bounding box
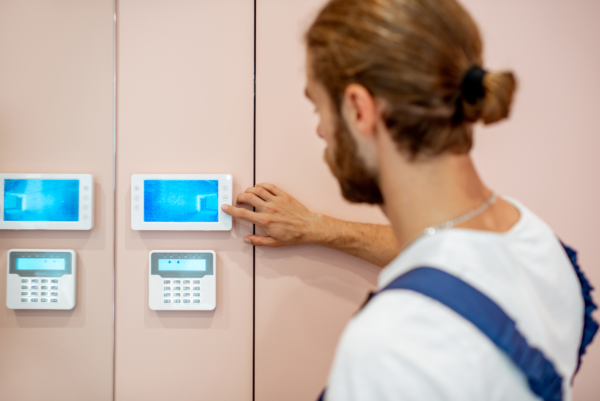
[221,183,399,268]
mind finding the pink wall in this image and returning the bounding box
[114,1,254,400]
[255,0,600,400]
[0,1,115,400]
[255,1,385,399]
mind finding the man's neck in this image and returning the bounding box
[375,131,493,250]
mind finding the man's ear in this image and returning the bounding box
[341,84,378,140]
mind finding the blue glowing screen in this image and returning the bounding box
[144,180,219,223]
[158,259,206,271]
[4,179,79,222]
[16,258,66,271]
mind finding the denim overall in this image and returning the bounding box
[318,244,598,401]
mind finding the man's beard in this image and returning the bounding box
[324,118,384,205]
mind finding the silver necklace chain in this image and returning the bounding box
[401,192,498,251]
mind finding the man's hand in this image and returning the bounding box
[222,183,322,247]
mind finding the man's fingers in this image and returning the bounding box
[236,192,267,209]
[255,182,285,197]
[244,235,281,247]
[246,186,275,202]
[221,204,263,226]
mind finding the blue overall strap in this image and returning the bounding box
[561,244,598,374]
[380,267,563,401]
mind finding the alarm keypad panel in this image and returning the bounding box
[6,250,77,310]
[131,174,232,231]
[0,174,94,230]
[149,250,216,311]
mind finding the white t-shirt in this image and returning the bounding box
[326,198,584,401]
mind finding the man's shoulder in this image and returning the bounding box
[328,290,537,401]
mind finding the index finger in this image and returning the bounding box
[255,182,285,197]
[221,204,263,226]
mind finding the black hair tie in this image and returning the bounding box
[461,66,487,104]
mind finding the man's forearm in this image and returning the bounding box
[313,214,399,268]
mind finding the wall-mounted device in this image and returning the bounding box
[131,174,232,231]
[0,174,94,230]
[149,250,216,311]
[6,249,77,310]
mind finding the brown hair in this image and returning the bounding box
[306,0,516,158]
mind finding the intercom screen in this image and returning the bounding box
[16,258,66,271]
[144,180,219,223]
[158,259,207,271]
[4,179,79,222]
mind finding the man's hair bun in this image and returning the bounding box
[462,71,517,125]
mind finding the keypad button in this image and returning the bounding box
[183,299,190,303]
[193,299,200,303]
[173,280,181,284]
[31,298,38,302]
[173,287,181,291]
[51,279,58,283]
[41,286,48,290]
[51,292,58,296]
[31,292,38,296]
[31,279,39,283]
[41,299,48,303]
[164,299,171,304]
[193,293,200,297]
[193,280,200,284]
[21,279,29,283]
[163,287,171,291]
[183,293,190,297]
[164,293,171,297]
[21,298,28,302]
[41,292,48,296]
[173,293,181,297]
[41,279,48,283]
[174,299,181,304]
[21,286,28,290]
[51,299,58,303]
[51,286,58,290]
[31,286,39,290]
[163,280,171,284]
[183,280,190,284]
[193,287,200,291]
[21,292,28,296]
[183,287,190,291]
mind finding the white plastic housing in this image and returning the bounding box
[6,249,77,310]
[0,173,94,230]
[131,174,232,231]
[149,250,217,311]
